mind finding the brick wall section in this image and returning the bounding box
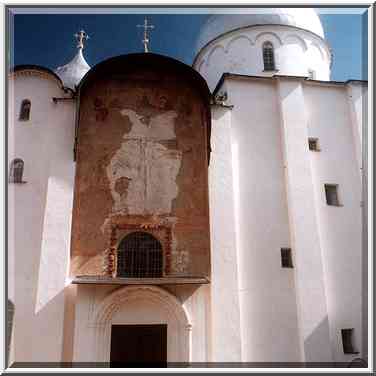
[70,54,211,279]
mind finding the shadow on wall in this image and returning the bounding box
[361,84,368,364]
[347,357,368,367]
[10,288,68,366]
[302,315,366,366]
[162,284,201,304]
[303,316,332,362]
[7,299,14,366]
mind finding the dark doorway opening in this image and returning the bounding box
[110,324,167,368]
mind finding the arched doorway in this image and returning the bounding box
[91,285,191,364]
[117,232,163,278]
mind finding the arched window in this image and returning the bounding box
[9,158,24,183]
[262,41,276,71]
[117,232,163,278]
[19,99,31,121]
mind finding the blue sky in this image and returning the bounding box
[10,8,368,82]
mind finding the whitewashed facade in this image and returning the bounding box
[209,74,367,363]
[7,9,367,367]
[8,67,76,363]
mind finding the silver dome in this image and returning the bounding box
[196,9,325,55]
[55,49,90,90]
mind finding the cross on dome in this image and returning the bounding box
[54,29,91,90]
[74,29,89,50]
[137,18,154,53]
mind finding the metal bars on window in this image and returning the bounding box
[19,99,31,121]
[117,231,163,278]
[325,184,340,206]
[263,41,275,71]
[281,248,293,268]
[9,159,24,183]
[308,138,320,151]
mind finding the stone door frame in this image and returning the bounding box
[91,285,192,363]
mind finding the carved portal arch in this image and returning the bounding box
[92,285,192,362]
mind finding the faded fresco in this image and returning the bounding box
[70,60,211,279]
[107,108,181,216]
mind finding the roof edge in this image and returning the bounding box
[78,52,211,101]
[10,64,64,88]
[213,72,368,96]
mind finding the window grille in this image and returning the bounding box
[281,248,293,268]
[263,42,276,71]
[117,231,163,278]
[19,99,31,121]
[9,159,24,183]
[325,184,340,206]
[341,328,358,354]
[308,138,320,151]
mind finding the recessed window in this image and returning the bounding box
[325,184,340,206]
[308,138,320,151]
[9,158,25,184]
[19,99,31,121]
[262,41,276,71]
[117,231,163,278]
[341,328,359,354]
[281,248,293,268]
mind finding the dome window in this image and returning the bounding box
[19,99,31,121]
[9,158,25,184]
[262,41,276,71]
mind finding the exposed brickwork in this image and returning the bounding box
[70,54,211,279]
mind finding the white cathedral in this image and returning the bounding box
[7,9,368,367]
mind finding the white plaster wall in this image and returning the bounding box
[194,25,331,92]
[277,79,332,362]
[8,72,75,363]
[208,105,242,362]
[73,284,210,363]
[7,79,16,366]
[304,82,363,362]
[346,82,368,175]
[174,285,211,362]
[225,78,301,361]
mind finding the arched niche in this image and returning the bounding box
[92,285,192,363]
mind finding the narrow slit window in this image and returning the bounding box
[262,41,276,71]
[308,138,320,151]
[19,99,31,121]
[9,158,24,184]
[325,184,340,206]
[341,328,358,354]
[281,248,293,268]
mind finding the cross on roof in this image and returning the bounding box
[137,18,155,53]
[74,30,89,50]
